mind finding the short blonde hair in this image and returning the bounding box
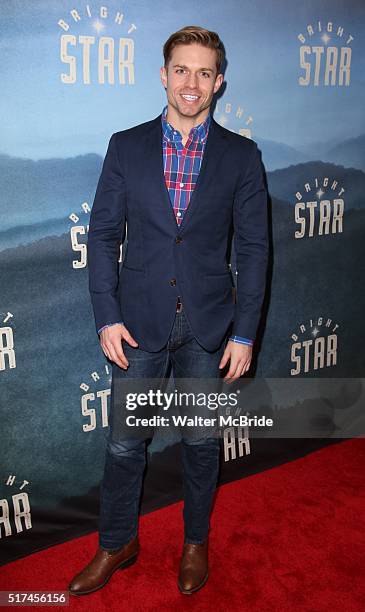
[163,25,225,74]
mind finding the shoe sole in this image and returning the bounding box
[178,571,209,595]
[68,553,138,597]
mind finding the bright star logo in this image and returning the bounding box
[214,101,253,139]
[92,19,105,34]
[290,317,340,376]
[297,19,354,86]
[58,5,137,86]
[294,176,345,239]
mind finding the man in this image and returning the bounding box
[68,25,268,596]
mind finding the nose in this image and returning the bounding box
[186,71,198,89]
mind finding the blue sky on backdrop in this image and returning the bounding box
[1,0,364,159]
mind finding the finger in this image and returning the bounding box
[122,328,139,347]
[240,359,251,376]
[219,349,230,369]
[230,367,246,382]
[102,346,112,361]
[107,341,129,369]
[99,339,112,360]
[224,359,245,382]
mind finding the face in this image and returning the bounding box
[160,43,223,121]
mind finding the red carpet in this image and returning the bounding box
[1,438,365,611]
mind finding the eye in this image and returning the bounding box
[201,71,211,78]
[175,68,185,74]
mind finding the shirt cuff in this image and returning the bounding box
[98,321,124,334]
[229,335,254,346]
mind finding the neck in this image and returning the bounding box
[165,104,210,139]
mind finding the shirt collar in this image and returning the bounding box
[161,105,211,144]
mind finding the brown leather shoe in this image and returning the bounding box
[68,536,139,596]
[178,539,209,595]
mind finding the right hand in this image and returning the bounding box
[99,323,138,369]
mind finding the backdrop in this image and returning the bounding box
[1,0,364,565]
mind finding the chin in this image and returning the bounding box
[177,104,205,117]
[180,107,200,116]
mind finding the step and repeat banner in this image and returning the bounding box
[1,0,364,565]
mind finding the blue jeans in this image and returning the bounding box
[98,307,226,550]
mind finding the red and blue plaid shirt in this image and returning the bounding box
[98,108,253,347]
[161,104,210,226]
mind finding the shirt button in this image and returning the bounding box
[170,278,177,286]
[177,212,182,217]
[180,182,184,187]
[175,236,182,244]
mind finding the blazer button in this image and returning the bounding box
[170,278,177,286]
[175,236,182,244]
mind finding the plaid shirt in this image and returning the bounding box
[161,104,209,226]
[98,107,254,347]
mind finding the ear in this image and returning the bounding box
[160,65,167,89]
[213,73,224,94]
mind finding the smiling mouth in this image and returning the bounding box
[181,94,200,102]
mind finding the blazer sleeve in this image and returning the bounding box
[231,141,269,342]
[87,133,127,334]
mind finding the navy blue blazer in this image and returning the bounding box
[87,113,268,352]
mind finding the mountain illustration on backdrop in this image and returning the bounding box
[0,134,364,251]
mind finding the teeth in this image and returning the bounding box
[182,95,199,100]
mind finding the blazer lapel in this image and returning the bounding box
[146,115,179,230]
[178,117,229,231]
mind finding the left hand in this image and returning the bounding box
[219,341,252,383]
